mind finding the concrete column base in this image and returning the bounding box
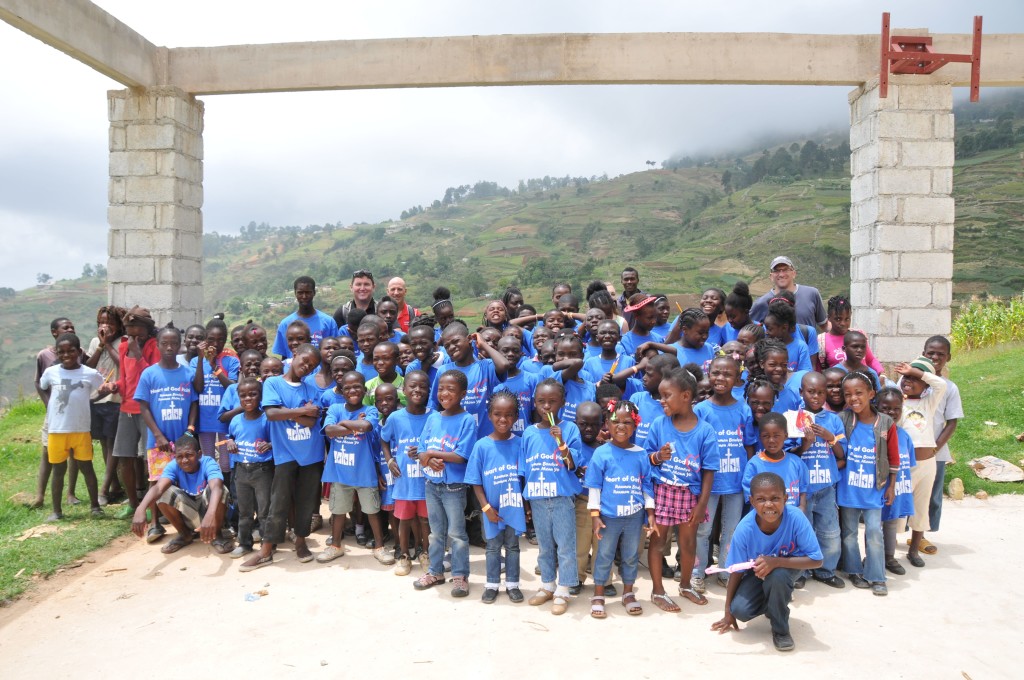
[107,87,204,326]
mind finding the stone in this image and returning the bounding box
[948,477,965,501]
[975,490,989,500]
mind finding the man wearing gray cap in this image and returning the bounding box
[750,256,827,330]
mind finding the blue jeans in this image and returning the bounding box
[531,496,578,587]
[840,506,885,583]
[803,485,841,579]
[425,482,469,578]
[929,461,946,531]
[485,525,520,587]
[695,492,743,577]
[731,568,798,635]
[594,512,643,586]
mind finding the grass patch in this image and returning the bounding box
[946,342,1024,497]
[0,401,127,602]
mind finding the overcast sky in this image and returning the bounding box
[0,0,1020,290]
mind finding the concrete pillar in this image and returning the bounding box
[107,87,204,326]
[848,78,954,364]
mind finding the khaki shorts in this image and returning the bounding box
[157,485,226,531]
[329,483,380,516]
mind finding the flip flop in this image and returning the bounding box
[651,593,681,613]
[211,537,234,554]
[908,537,938,555]
[238,554,274,572]
[160,536,191,554]
[678,587,708,605]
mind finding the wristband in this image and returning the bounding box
[590,510,600,517]
[214,368,225,378]
[481,504,492,513]
[187,425,196,432]
[632,366,639,375]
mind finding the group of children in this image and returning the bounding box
[32,268,963,652]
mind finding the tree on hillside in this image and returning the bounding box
[0,287,15,301]
[82,263,94,278]
[94,263,106,278]
[36,273,51,285]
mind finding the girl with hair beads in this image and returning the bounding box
[619,294,663,356]
[588,289,628,334]
[501,287,525,321]
[875,387,916,575]
[520,378,582,615]
[723,282,754,344]
[465,389,527,603]
[645,308,715,373]
[645,368,720,612]
[821,295,884,372]
[837,371,900,596]
[430,287,455,342]
[243,322,269,357]
[700,288,728,349]
[763,301,813,373]
[586,399,656,618]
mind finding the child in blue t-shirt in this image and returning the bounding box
[381,370,433,575]
[791,371,846,588]
[585,400,655,619]
[225,377,272,557]
[371,382,401,551]
[763,301,813,373]
[495,336,541,435]
[876,387,917,577]
[582,320,634,382]
[756,339,803,414]
[550,335,596,423]
[694,355,757,590]
[573,401,611,593]
[621,353,680,447]
[240,344,324,573]
[644,367,720,612]
[519,378,583,615]
[191,319,240,474]
[217,349,264,428]
[619,294,664,357]
[465,390,527,604]
[413,369,478,597]
[742,413,809,510]
[430,322,510,438]
[711,471,823,653]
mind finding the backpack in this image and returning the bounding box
[837,410,895,490]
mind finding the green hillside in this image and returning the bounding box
[1,95,1022,402]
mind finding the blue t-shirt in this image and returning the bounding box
[518,356,543,374]
[882,427,917,521]
[795,409,844,494]
[557,373,596,424]
[785,337,813,373]
[582,353,636,383]
[694,400,757,495]
[726,506,823,567]
[161,455,223,495]
[272,309,339,358]
[322,404,380,487]
[133,364,198,448]
[261,375,325,466]
[643,416,721,494]
[651,321,673,339]
[228,412,272,465]
[576,440,597,485]
[406,351,448,387]
[518,422,583,499]
[585,443,654,517]
[430,358,501,438]
[619,330,663,357]
[190,354,240,434]
[770,385,803,414]
[464,436,527,539]
[356,358,379,383]
[218,383,241,423]
[706,323,726,351]
[380,408,432,502]
[837,420,886,509]
[418,411,477,485]
[628,390,664,448]
[673,343,716,374]
[742,453,808,505]
[497,371,541,435]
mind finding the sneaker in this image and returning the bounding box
[716,575,729,589]
[115,505,134,520]
[394,555,412,575]
[526,528,538,545]
[230,545,253,559]
[355,531,367,547]
[98,495,109,507]
[604,584,618,597]
[146,524,166,544]
[418,551,430,572]
[414,572,443,590]
[691,576,706,594]
[568,583,582,596]
[507,587,524,603]
[773,631,795,652]
[365,537,377,549]
[885,558,906,575]
[662,558,675,579]
[90,507,103,517]
[481,587,498,604]
[848,574,871,589]
[871,582,888,597]
[813,574,846,589]
[373,547,396,565]
[793,576,806,589]
[451,576,469,598]
[45,512,63,522]
[309,514,323,533]
[316,545,346,563]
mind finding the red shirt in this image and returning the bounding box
[117,336,159,414]
[396,303,420,334]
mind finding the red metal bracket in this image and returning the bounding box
[880,12,982,101]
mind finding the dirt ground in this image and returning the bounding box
[1,496,1022,679]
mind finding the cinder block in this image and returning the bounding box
[108,231,125,257]
[107,205,156,231]
[851,145,879,176]
[127,124,176,151]
[899,252,953,280]
[183,182,204,209]
[876,224,932,251]
[898,308,951,336]
[900,140,954,168]
[156,205,200,232]
[156,258,202,285]
[109,126,126,152]
[932,281,953,307]
[856,308,896,337]
[877,281,933,308]
[849,118,877,150]
[177,284,205,312]
[874,335,933,364]
[933,113,955,139]
[849,280,873,308]
[107,257,156,284]
[877,168,932,195]
[850,225,873,255]
[932,224,955,251]
[176,232,203,259]
[902,196,954,224]
[109,151,157,177]
[125,231,176,257]
[850,173,875,202]
[125,176,179,204]
[857,253,900,280]
[878,111,933,140]
[128,284,176,310]
[931,168,953,195]
[108,177,126,205]
[896,83,953,111]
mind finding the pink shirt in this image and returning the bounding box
[821,331,884,374]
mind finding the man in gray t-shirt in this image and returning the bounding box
[750,256,827,330]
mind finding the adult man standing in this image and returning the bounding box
[750,256,827,331]
[272,276,338,358]
[387,277,420,333]
[618,266,643,327]
[333,269,377,328]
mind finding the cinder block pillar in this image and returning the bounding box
[848,78,954,364]
[107,87,204,326]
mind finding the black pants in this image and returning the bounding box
[264,460,323,545]
[730,567,797,635]
[235,462,274,549]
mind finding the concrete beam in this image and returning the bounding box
[0,0,161,87]
[168,32,1024,95]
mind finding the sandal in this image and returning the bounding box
[651,592,681,613]
[146,524,166,544]
[622,592,643,616]
[678,587,708,605]
[920,538,938,555]
[238,554,274,572]
[590,596,607,619]
[211,537,234,554]
[160,536,191,554]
